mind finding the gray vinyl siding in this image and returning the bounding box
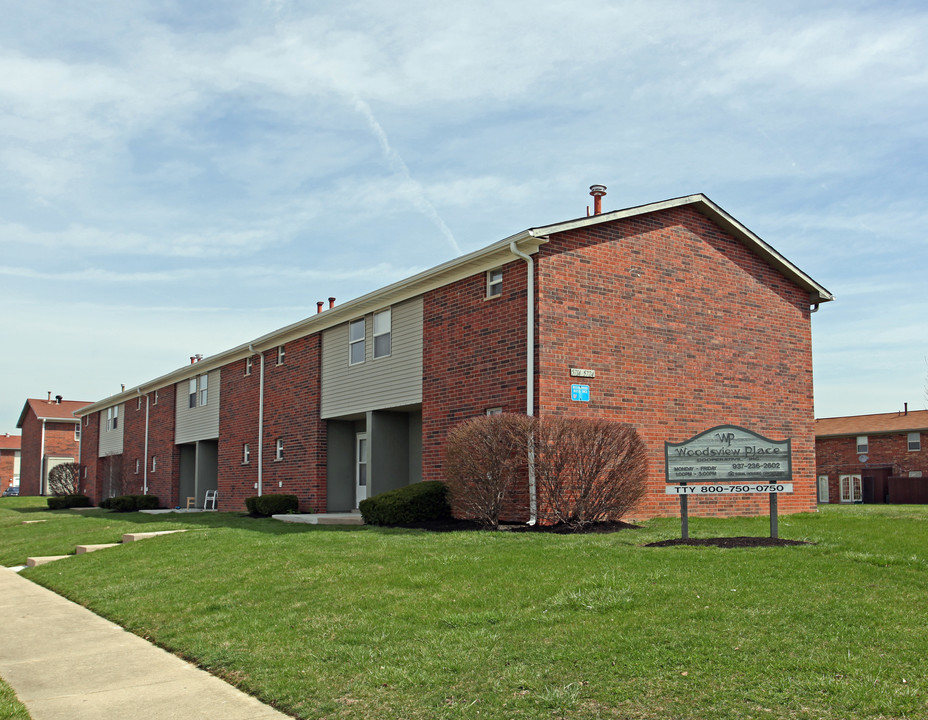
[321,297,423,418]
[98,404,125,457]
[175,369,221,444]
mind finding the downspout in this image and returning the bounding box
[509,240,537,525]
[138,389,150,495]
[39,419,47,495]
[249,344,265,496]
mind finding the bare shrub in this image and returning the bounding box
[47,462,81,496]
[443,414,533,529]
[534,418,648,528]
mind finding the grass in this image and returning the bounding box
[3,496,928,719]
[0,675,31,720]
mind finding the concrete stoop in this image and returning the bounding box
[272,512,364,525]
[23,530,188,569]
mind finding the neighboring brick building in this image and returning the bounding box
[815,408,928,504]
[0,433,21,492]
[16,396,90,496]
[76,191,833,520]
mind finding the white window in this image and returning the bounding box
[74,424,81,442]
[373,308,391,359]
[486,407,503,416]
[487,268,503,298]
[84,415,89,426]
[137,397,142,411]
[153,389,159,405]
[349,319,365,365]
[817,475,829,503]
[856,436,868,454]
[199,373,208,406]
[910,471,923,478]
[189,378,197,409]
[840,474,862,503]
[135,459,140,475]
[106,406,118,431]
[188,375,208,408]
[277,345,285,365]
[151,456,158,472]
[908,432,921,451]
[245,357,253,376]
[243,444,250,464]
[275,439,284,461]
[82,466,87,479]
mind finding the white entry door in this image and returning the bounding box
[356,433,368,507]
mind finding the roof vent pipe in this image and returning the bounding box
[55,395,62,404]
[328,297,336,309]
[905,402,908,415]
[47,391,52,403]
[589,185,607,215]
[316,301,324,314]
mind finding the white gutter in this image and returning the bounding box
[249,345,265,496]
[138,389,150,495]
[509,240,537,525]
[39,419,46,496]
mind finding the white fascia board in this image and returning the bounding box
[532,194,835,304]
[76,232,546,416]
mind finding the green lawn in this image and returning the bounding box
[3,496,927,719]
[0,675,31,720]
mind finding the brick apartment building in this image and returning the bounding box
[0,433,21,492]
[16,395,90,496]
[815,408,928,504]
[75,191,833,520]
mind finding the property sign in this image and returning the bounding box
[570,384,590,402]
[570,368,596,378]
[665,425,791,484]
[665,483,793,495]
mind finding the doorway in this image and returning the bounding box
[356,433,368,507]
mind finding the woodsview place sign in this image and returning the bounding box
[664,425,793,538]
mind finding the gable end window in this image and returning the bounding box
[349,319,366,365]
[188,375,209,408]
[277,345,285,365]
[487,268,503,298]
[106,406,119,431]
[199,373,208,406]
[908,432,921,451]
[74,424,81,442]
[153,390,159,405]
[275,439,284,461]
[151,456,157,472]
[245,357,253,376]
[243,444,251,464]
[189,378,197,408]
[373,308,391,359]
[856,436,868,454]
[135,459,140,475]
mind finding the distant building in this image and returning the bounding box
[815,408,928,504]
[0,433,21,491]
[75,192,833,519]
[16,395,90,496]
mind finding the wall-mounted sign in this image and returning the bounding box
[570,368,596,378]
[664,425,791,484]
[665,483,793,495]
[570,384,590,402]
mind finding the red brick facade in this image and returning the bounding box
[534,207,817,518]
[72,195,827,520]
[218,337,327,512]
[16,399,86,496]
[0,435,20,491]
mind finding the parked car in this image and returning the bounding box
[2,486,20,496]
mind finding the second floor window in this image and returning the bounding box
[349,319,365,365]
[106,406,118,431]
[189,374,208,408]
[373,308,391,359]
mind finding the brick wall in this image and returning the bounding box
[534,206,817,519]
[0,447,19,489]
[422,261,531,520]
[815,432,928,501]
[18,410,81,496]
[79,414,100,502]
[218,336,326,512]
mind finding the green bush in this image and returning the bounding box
[107,495,159,512]
[46,494,91,510]
[245,494,299,517]
[359,481,451,526]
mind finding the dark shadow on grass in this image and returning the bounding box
[646,536,813,548]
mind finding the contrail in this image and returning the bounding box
[350,94,462,255]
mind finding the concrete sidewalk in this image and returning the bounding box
[0,568,291,719]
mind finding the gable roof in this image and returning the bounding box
[816,410,928,438]
[17,399,91,428]
[76,193,832,416]
[0,434,20,450]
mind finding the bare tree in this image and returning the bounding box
[443,414,533,529]
[534,417,648,528]
[47,462,81,496]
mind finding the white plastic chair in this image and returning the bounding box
[203,490,218,510]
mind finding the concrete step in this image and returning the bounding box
[121,530,187,543]
[75,543,120,555]
[25,555,70,568]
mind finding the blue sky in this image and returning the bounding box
[2,0,926,431]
